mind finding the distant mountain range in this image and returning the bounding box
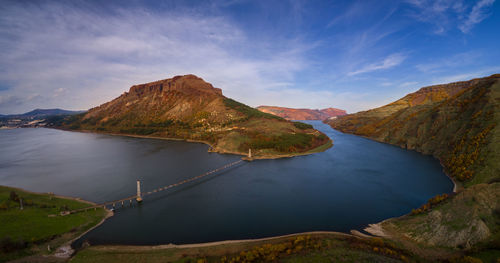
[54,74,331,158]
[1,108,85,119]
[257,106,346,120]
[327,74,500,249]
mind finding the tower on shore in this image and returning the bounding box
[248,148,252,158]
[136,180,143,203]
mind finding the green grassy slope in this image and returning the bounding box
[0,186,107,262]
[326,74,500,250]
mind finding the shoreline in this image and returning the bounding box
[438,159,460,193]
[4,186,369,258]
[55,208,114,258]
[87,231,356,251]
[322,126,461,239]
[50,127,333,160]
[323,125,459,194]
[0,185,114,260]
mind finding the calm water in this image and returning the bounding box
[0,121,453,245]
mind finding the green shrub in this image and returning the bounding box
[0,237,27,253]
[223,98,281,120]
[241,133,315,153]
[293,121,313,130]
[9,191,18,201]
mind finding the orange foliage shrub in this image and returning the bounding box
[411,194,449,215]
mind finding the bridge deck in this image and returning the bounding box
[68,159,244,214]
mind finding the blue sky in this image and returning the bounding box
[0,0,499,114]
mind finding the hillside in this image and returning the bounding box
[1,109,85,128]
[54,75,331,158]
[257,106,346,120]
[1,108,84,118]
[327,74,500,250]
[21,108,84,117]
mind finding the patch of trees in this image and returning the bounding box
[196,235,411,263]
[240,133,315,153]
[239,131,329,153]
[112,120,192,136]
[223,98,281,120]
[119,127,157,135]
[0,236,27,253]
[445,124,495,181]
[411,193,449,215]
[0,191,55,210]
[133,120,175,128]
[292,121,313,130]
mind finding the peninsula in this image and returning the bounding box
[53,75,331,158]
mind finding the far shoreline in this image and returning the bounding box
[323,122,459,194]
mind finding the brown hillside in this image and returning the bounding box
[56,75,331,158]
[327,74,500,249]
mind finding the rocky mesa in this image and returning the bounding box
[54,75,331,158]
[257,106,346,120]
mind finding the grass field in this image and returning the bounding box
[0,185,107,262]
[71,233,415,263]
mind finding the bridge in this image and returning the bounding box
[66,158,245,215]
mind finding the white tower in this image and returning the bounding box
[136,180,143,203]
[248,148,252,158]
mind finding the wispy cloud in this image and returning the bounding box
[347,53,407,76]
[326,1,367,28]
[459,0,496,33]
[433,66,500,84]
[406,0,496,34]
[398,81,419,88]
[0,2,310,114]
[416,51,481,72]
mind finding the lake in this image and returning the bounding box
[0,121,453,246]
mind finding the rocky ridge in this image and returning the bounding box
[257,106,346,120]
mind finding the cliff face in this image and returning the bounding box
[82,75,228,124]
[327,74,500,248]
[57,75,331,157]
[257,106,346,120]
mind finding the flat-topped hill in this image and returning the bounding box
[55,75,331,158]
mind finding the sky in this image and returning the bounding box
[0,0,499,114]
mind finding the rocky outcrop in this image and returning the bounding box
[56,75,331,158]
[257,106,346,120]
[390,183,499,248]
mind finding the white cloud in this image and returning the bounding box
[433,66,500,84]
[415,51,481,73]
[459,0,496,33]
[406,0,496,34]
[347,53,406,76]
[398,81,419,88]
[0,2,310,114]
